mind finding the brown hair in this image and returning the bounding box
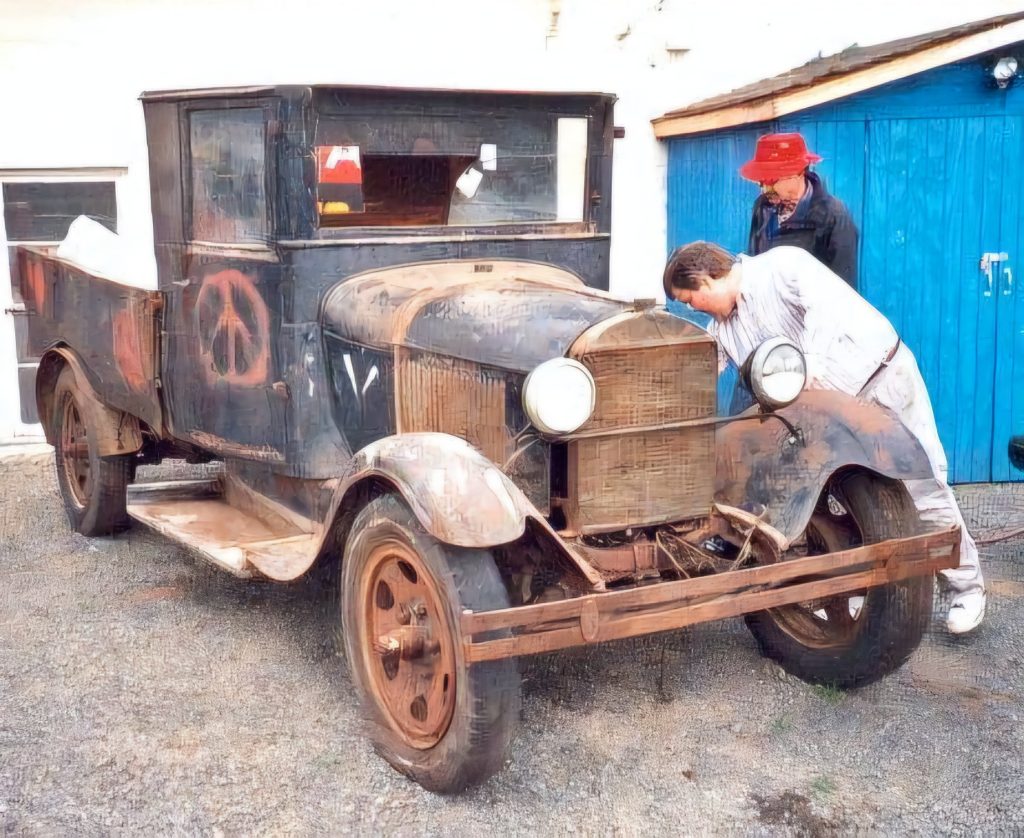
[662,241,735,298]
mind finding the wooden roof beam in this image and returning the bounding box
[653,19,1024,138]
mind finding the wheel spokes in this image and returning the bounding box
[364,544,456,749]
[770,484,870,647]
[61,399,91,507]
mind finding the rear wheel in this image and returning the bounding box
[337,493,520,793]
[52,367,131,536]
[745,471,932,688]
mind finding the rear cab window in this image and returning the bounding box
[314,109,590,229]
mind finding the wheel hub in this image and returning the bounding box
[361,539,457,749]
[769,490,869,648]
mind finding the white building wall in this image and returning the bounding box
[0,0,1018,439]
[2,0,1018,294]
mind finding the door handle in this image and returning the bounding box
[981,252,1009,297]
[982,259,994,296]
[1004,266,1014,296]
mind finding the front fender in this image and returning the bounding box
[282,433,604,589]
[715,389,933,544]
[335,433,533,548]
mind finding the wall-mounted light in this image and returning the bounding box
[992,56,1019,89]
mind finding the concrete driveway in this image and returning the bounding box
[1,450,1022,835]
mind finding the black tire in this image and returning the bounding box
[337,493,520,793]
[52,366,131,536]
[745,471,932,689]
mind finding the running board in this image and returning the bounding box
[127,480,319,579]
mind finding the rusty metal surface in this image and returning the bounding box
[715,390,935,544]
[569,308,712,356]
[568,428,715,533]
[395,348,513,465]
[125,478,320,581]
[17,247,164,435]
[40,347,143,456]
[461,527,960,662]
[125,497,319,581]
[564,308,718,533]
[329,433,531,546]
[321,260,625,373]
[315,433,606,589]
[574,538,662,576]
[162,251,287,461]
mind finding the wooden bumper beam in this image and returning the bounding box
[461,528,960,663]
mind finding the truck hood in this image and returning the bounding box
[320,260,629,373]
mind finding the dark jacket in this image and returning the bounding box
[748,171,859,289]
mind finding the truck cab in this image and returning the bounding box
[140,85,615,475]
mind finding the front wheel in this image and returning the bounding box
[337,494,520,793]
[745,471,933,688]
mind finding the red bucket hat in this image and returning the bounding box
[739,133,822,182]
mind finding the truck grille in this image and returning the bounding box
[566,313,717,534]
[396,348,513,466]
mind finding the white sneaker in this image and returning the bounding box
[946,590,986,635]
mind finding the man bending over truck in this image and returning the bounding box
[663,242,985,634]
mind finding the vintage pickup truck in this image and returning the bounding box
[17,84,958,793]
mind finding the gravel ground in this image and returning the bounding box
[1,452,1022,835]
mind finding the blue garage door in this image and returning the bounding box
[861,115,1024,482]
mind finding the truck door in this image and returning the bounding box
[161,105,288,462]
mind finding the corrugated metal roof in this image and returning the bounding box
[654,11,1024,132]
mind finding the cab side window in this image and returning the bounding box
[189,108,267,243]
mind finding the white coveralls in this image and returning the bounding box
[709,246,982,595]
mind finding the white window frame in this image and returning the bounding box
[0,167,128,442]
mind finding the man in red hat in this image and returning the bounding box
[741,133,859,289]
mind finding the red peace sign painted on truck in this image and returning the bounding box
[195,269,270,387]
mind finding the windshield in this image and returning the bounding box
[314,110,589,228]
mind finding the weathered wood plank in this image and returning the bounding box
[465,552,948,663]
[462,529,958,636]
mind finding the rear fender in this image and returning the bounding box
[37,347,143,456]
[716,389,933,545]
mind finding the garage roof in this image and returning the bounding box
[653,12,1024,138]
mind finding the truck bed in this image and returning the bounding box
[17,246,163,434]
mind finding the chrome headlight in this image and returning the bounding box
[748,337,806,409]
[522,358,596,435]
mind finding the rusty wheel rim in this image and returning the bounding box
[60,395,91,509]
[358,538,457,749]
[771,493,868,649]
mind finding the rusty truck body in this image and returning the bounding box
[17,85,957,793]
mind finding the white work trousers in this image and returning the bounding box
[860,344,983,595]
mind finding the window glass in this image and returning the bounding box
[315,111,589,228]
[2,182,116,241]
[190,108,267,242]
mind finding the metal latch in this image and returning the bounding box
[3,302,27,315]
[980,252,1009,297]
